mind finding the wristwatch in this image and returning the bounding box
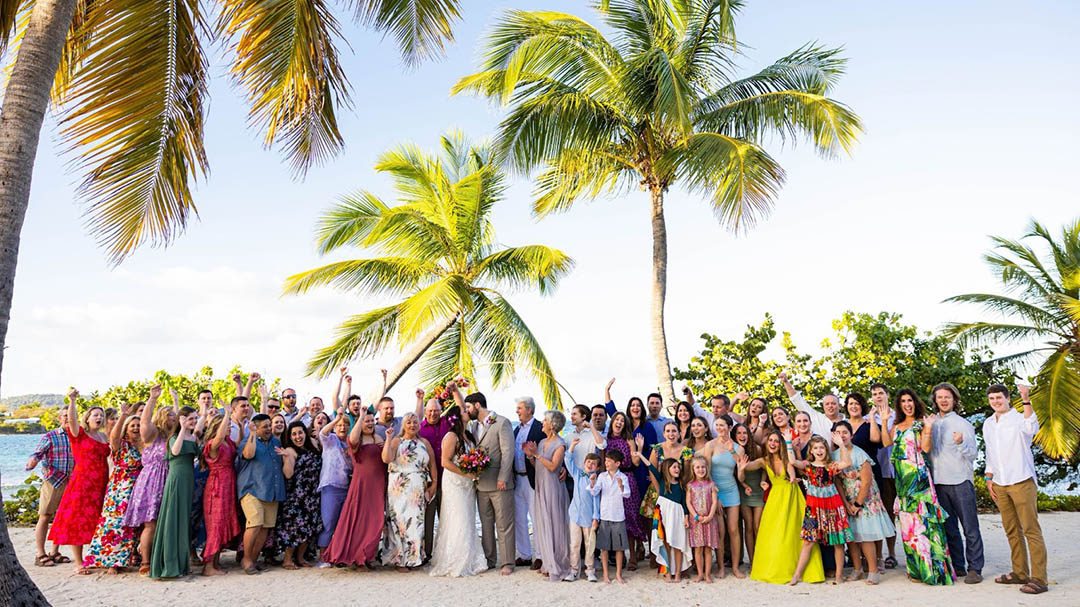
[853,501,863,508]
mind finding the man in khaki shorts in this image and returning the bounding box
[235,406,286,574]
[24,407,74,567]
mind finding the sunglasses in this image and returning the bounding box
[282,395,297,399]
[268,405,281,411]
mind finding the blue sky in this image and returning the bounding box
[5,0,1079,417]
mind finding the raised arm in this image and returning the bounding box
[414,388,425,419]
[376,369,388,403]
[603,378,616,415]
[348,413,365,448]
[919,416,936,453]
[208,401,233,459]
[877,402,895,447]
[170,424,187,456]
[109,402,133,451]
[332,367,347,412]
[66,388,80,438]
[140,384,162,443]
[241,423,258,459]
[278,447,297,479]
[242,372,257,399]
[381,426,398,464]
[258,383,270,415]
[868,411,881,443]
[1017,384,1039,437]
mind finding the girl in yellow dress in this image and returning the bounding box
[741,430,824,585]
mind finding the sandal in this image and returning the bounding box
[883,556,897,569]
[139,565,151,576]
[50,553,72,564]
[866,572,880,585]
[35,554,55,567]
[282,563,299,571]
[1020,581,1048,594]
[244,565,259,575]
[995,572,1027,585]
[846,569,866,582]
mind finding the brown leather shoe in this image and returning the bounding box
[515,558,532,567]
[531,559,543,571]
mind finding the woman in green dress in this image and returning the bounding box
[879,389,955,585]
[150,406,201,578]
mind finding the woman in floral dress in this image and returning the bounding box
[49,389,111,574]
[879,389,955,586]
[831,420,895,585]
[380,413,437,570]
[276,421,323,569]
[83,407,143,572]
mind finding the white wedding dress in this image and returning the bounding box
[429,444,489,577]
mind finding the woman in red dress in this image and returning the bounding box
[324,409,387,567]
[201,402,240,576]
[49,389,111,573]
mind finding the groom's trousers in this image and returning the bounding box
[477,488,516,569]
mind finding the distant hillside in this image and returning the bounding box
[1,394,64,408]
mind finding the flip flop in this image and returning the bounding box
[35,555,55,567]
[883,556,897,569]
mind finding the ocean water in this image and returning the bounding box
[0,434,43,499]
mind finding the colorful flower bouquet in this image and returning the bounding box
[456,446,490,477]
[428,376,472,406]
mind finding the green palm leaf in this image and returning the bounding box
[306,305,400,378]
[474,245,574,295]
[0,0,22,57]
[1030,350,1080,458]
[219,0,350,177]
[396,274,470,342]
[314,191,389,254]
[419,317,474,387]
[282,257,436,297]
[351,0,462,66]
[59,0,209,265]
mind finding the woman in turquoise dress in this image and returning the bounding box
[150,407,200,579]
[879,389,954,586]
[700,416,745,578]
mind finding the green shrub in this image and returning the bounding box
[973,475,1079,512]
[3,474,41,526]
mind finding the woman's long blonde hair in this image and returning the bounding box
[80,406,104,433]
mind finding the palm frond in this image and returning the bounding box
[1027,218,1080,292]
[219,0,350,176]
[470,292,562,409]
[419,317,474,386]
[314,191,389,254]
[351,0,461,66]
[0,0,21,57]
[449,162,501,259]
[51,0,93,106]
[1030,350,1080,458]
[474,245,575,295]
[365,206,454,261]
[670,131,785,231]
[988,235,1062,298]
[59,0,209,264]
[305,305,400,378]
[941,293,1065,332]
[622,47,696,135]
[940,321,1061,348]
[282,257,436,297]
[673,0,740,88]
[531,148,636,217]
[395,274,470,342]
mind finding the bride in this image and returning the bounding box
[429,405,488,577]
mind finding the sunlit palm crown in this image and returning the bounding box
[452,0,862,227]
[0,0,462,264]
[284,132,574,409]
[944,219,1080,458]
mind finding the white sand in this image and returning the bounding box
[12,512,1078,606]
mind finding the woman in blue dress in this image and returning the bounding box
[700,416,745,578]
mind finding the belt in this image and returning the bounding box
[515,471,528,476]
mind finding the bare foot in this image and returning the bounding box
[665,576,676,583]
[732,569,746,579]
[616,576,627,584]
[693,574,704,583]
[705,577,714,584]
[604,577,612,584]
[500,566,513,576]
[104,568,119,576]
[74,566,90,575]
[787,578,799,586]
[203,566,226,577]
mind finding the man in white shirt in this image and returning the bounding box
[685,388,745,429]
[564,404,607,472]
[928,382,983,584]
[983,383,1047,594]
[779,372,843,438]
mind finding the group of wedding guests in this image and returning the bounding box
[24,369,1050,594]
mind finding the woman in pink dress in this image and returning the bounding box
[48,389,111,573]
[325,409,387,567]
[201,403,240,576]
[122,384,175,575]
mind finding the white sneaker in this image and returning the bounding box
[317,562,332,569]
[587,571,598,582]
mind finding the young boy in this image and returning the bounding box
[566,445,602,581]
[587,449,631,584]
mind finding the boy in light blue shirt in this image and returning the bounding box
[566,447,601,581]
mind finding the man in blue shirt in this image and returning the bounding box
[236,411,288,574]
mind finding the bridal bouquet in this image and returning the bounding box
[456,446,490,477]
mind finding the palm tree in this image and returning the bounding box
[283,131,574,409]
[944,218,1080,459]
[0,0,462,598]
[452,0,862,405]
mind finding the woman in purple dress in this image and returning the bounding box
[122,385,175,575]
[524,410,572,581]
[606,412,645,552]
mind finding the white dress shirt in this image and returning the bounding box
[587,470,631,521]
[929,411,977,485]
[983,408,1040,486]
[514,418,534,473]
[788,392,842,439]
[564,424,606,473]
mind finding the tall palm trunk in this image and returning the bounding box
[374,312,460,401]
[0,1,80,604]
[649,187,676,407]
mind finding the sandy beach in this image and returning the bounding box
[10,512,1075,606]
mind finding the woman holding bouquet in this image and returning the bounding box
[429,405,488,577]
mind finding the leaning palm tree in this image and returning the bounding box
[284,131,574,409]
[0,1,462,600]
[452,0,862,404]
[944,218,1080,459]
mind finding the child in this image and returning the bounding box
[645,457,693,582]
[686,453,721,583]
[568,442,602,582]
[686,455,720,582]
[588,449,631,584]
[792,434,853,585]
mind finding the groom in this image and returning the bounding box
[459,389,516,575]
